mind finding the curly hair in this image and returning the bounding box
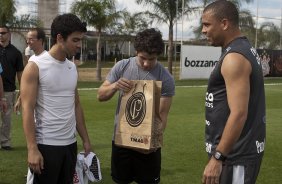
[134,28,164,55]
[51,13,87,45]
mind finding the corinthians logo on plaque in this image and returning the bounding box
[125,91,146,127]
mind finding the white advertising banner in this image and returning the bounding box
[180,45,221,79]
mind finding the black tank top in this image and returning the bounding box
[205,37,266,164]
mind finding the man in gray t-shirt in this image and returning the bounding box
[97,28,175,184]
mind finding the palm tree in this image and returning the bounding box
[105,11,150,59]
[71,0,122,81]
[118,11,151,36]
[257,22,281,49]
[136,0,198,74]
[0,0,16,25]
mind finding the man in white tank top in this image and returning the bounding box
[21,14,92,184]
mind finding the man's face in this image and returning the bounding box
[26,31,41,51]
[201,10,224,47]
[61,31,84,58]
[0,27,10,46]
[136,51,158,71]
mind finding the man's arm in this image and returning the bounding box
[0,76,7,112]
[202,53,252,184]
[75,89,91,155]
[21,62,44,174]
[216,53,251,155]
[97,78,133,101]
[14,71,23,113]
[158,97,173,131]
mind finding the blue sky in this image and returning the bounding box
[17,0,281,40]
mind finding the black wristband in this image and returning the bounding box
[213,151,227,161]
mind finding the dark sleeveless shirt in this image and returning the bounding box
[205,37,266,164]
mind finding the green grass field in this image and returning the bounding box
[0,79,282,184]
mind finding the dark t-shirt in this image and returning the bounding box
[205,37,266,164]
[0,43,24,91]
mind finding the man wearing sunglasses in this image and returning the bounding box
[0,25,24,151]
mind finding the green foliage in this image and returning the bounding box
[0,0,16,25]
[71,0,123,81]
[1,79,282,183]
[71,0,120,32]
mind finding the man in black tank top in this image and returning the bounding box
[201,1,266,184]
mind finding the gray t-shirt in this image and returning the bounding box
[106,57,175,137]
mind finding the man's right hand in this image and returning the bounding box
[28,148,44,174]
[114,78,134,93]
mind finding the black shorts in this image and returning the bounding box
[111,142,161,184]
[220,158,263,184]
[33,142,77,184]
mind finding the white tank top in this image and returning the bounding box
[32,51,77,145]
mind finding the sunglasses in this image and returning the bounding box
[0,32,8,35]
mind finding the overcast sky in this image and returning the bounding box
[17,0,282,40]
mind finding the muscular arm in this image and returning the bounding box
[216,53,251,155]
[21,62,43,173]
[75,89,91,154]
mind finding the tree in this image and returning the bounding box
[10,14,41,28]
[71,0,122,81]
[136,0,198,74]
[0,0,16,25]
[257,22,281,49]
[105,11,151,58]
[117,11,151,35]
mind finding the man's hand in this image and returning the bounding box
[202,157,222,184]
[28,147,44,174]
[114,78,134,93]
[14,96,21,114]
[83,141,92,156]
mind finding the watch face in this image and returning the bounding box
[215,152,221,159]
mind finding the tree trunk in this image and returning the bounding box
[96,31,102,81]
[167,22,174,74]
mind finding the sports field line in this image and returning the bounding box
[77,83,282,91]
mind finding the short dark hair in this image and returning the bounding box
[51,13,87,44]
[203,0,239,26]
[134,28,164,55]
[0,25,10,32]
[30,27,46,43]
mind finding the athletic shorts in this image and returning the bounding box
[220,158,263,184]
[111,142,161,184]
[33,142,77,184]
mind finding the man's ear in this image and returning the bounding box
[56,34,63,43]
[221,18,229,31]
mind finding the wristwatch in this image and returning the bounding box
[213,151,227,161]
